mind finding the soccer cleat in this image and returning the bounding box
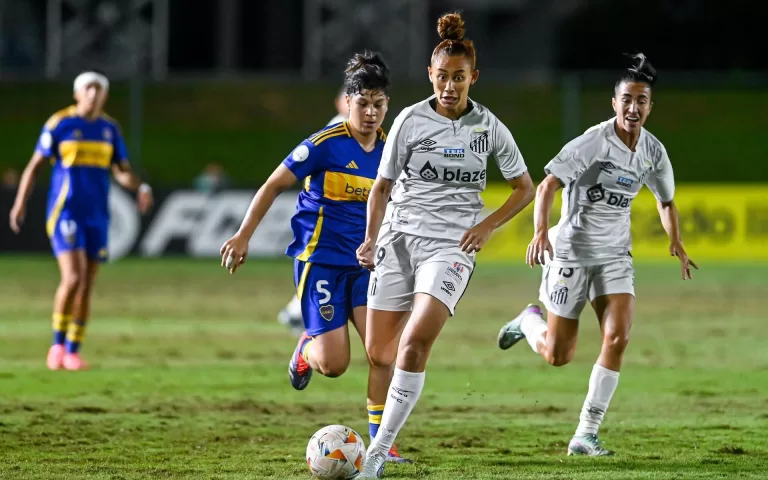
[277,308,303,338]
[47,344,66,370]
[386,444,413,464]
[62,353,89,371]
[358,448,387,478]
[567,434,615,456]
[288,332,313,390]
[497,304,542,350]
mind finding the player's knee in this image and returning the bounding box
[316,359,349,378]
[365,343,396,370]
[545,343,575,367]
[398,341,430,371]
[60,271,83,293]
[602,330,630,356]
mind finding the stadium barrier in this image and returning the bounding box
[1,184,766,262]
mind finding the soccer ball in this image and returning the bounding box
[306,424,366,479]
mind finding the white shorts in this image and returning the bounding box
[368,224,475,316]
[539,259,635,320]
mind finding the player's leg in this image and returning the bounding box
[47,217,88,370]
[288,261,354,389]
[498,265,586,366]
[569,260,634,456]
[361,243,472,478]
[63,222,108,370]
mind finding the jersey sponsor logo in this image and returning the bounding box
[550,283,568,305]
[419,162,486,183]
[323,171,374,202]
[441,280,455,296]
[443,148,465,158]
[419,161,439,180]
[470,131,489,153]
[616,176,633,188]
[586,184,605,202]
[417,139,437,152]
[292,144,310,162]
[586,184,632,208]
[59,140,113,168]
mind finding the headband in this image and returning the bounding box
[73,71,109,92]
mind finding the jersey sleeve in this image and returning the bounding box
[34,122,58,158]
[645,144,675,202]
[282,139,326,180]
[544,131,600,185]
[491,118,527,180]
[378,109,413,180]
[111,123,129,165]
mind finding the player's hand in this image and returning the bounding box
[220,233,249,274]
[526,230,553,268]
[356,238,376,271]
[460,221,493,253]
[669,239,698,280]
[137,189,153,214]
[9,203,25,234]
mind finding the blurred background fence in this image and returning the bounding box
[1,0,766,261]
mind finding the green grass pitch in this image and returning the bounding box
[0,256,766,479]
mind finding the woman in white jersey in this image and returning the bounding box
[355,12,535,477]
[497,53,698,457]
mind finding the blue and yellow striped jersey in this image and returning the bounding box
[283,121,386,267]
[35,106,128,234]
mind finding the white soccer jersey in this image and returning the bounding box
[379,96,527,241]
[545,118,675,267]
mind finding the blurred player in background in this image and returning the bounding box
[497,53,698,456]
[278,86,350,337]
[220,51,410,463]
[355,12,535,477]
[9,71,153,371]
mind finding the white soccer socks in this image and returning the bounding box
[575,364,620,436]
[364,368,425,471]
[520,311,548,353]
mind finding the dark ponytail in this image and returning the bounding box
[614,53,657,94]
[343,50,391,96]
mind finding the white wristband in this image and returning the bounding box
[138,183,152,194]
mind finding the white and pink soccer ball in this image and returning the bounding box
[306,425,366,479]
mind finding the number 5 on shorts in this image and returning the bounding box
[316,280,331,305]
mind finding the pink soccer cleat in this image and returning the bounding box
[47,344,65,370]
[62,353,89,371]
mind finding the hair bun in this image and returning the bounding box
[625,52,657,85]
[437,12,465,41]
[345,50,389,75]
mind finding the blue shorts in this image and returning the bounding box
[294,260,370,337]
[49,212,109,262]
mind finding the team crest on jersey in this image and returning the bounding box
[470,130,489,153]
[319,305,334,321]
[103,128,112,141]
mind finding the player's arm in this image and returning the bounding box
[9,151,48,233]
[10,121,60,233]
[109,123,153,213]
[221,140,320,273]
[647,146,697,279]
[461,120,535,253]
[357,110,412,270]
[235,164,297,240]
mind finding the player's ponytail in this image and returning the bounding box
[615,53,657,94]
[343,50,391,96]
[431,11,476,70]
